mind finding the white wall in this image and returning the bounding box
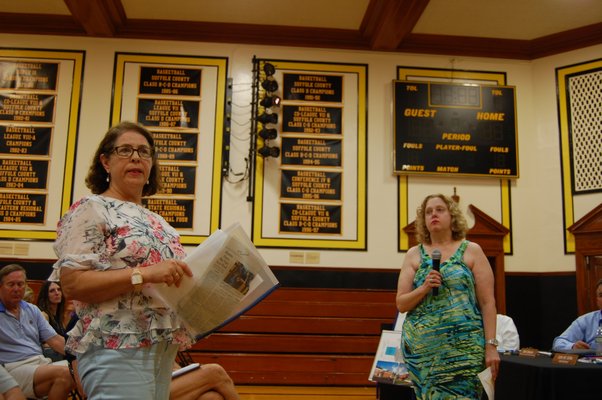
[1,33,600,273]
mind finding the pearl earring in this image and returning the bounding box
[106,171,110,183]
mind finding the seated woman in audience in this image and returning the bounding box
[170,361,240,400]
[22,285,35,303]
[36,281,67,337]
[36,281,68,362]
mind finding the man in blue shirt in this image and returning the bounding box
[552,279,602,351]
[0,264,75,400]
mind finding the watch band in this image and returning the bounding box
[131,267,143,293]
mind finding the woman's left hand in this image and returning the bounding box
[142,259,192,287]
[485,345,500,379]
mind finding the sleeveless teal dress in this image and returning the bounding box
[402,240,485,400]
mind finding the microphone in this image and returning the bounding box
[432,249,441,296]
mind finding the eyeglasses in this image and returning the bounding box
[112,145,154,159]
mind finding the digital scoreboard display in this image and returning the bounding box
[393,80,518,178]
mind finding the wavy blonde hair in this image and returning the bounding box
[415,194,468,245]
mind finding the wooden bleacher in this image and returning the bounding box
[26,278,398,386]
[188,287,398,386]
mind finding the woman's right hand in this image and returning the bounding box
[141,260,192,287]
[423,270,441,291]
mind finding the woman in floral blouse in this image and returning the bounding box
[52,121,194,399]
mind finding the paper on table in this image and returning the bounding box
[478,367,494,400]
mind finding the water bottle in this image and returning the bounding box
[596,319,602,355]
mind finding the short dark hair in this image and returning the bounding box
[85,121,162,196]
[0,263,26,284]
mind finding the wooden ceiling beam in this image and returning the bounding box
[119,19,368,50]
[529,23,602,59]
[361,0,430,50]
[0,13,84,36]
[400,34,532,60]
[63,0,126,37]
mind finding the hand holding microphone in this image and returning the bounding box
[431,249,441,296]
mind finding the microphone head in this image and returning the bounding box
[432,249,442,260]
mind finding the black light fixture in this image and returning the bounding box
[261,79,278,92]
[257,112,278,125]
[258,128,278,140]
[254,60,280,160]
[258,145,280,158]
[260,95,281,108]
[263,62,276,76]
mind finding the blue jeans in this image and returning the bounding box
[77,341,178,400]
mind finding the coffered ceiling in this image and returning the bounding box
[0,0,600,59]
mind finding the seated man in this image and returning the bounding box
[552,278,602,351]
[0,365,25,400]
[496,314,520,351]
[0,264,75,400]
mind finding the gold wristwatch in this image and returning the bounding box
[486,338,499,347]
[131,267,143,293]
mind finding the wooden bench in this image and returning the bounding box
[188,287,398,386]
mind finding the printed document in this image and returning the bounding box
[145,223,279,339]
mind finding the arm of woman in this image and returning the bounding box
[468,242,500,378]
[54,198,191,303]
[61,260,192,304]
[396,246,439,312]
[60,267,139,303]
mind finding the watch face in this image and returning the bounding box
[132,274,143,285]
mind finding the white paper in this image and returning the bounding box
[478,367,494,400]
[145,223,279,339]
[171,363,200,378]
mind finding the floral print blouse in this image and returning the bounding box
[51,195,193,355]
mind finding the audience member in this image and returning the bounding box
[496,314,520,351]
[396,194,499,399]
[36,281,67,337]
[22,285,35,303]
[552,279,602,351]
[0,264,75,400]
[51,121,195,399]
[170,362,240,400]
[36,281,68,362]
[0,365,26,400]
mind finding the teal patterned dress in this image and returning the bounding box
[402,240,485,400]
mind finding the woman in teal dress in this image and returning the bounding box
[396,194,500,399]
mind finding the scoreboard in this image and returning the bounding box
[393,80,518,178]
